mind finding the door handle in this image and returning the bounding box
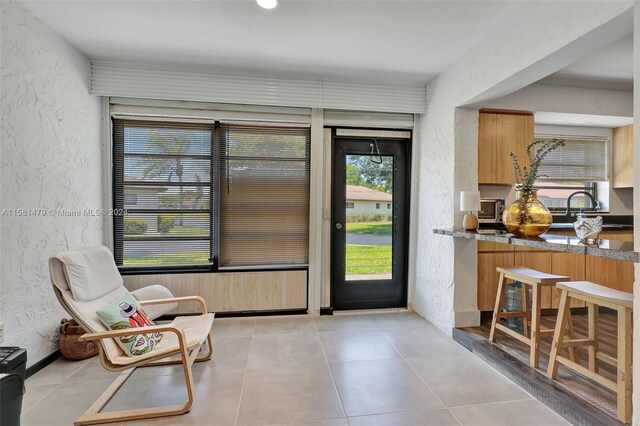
[335,223,343,230]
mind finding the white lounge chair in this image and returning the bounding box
[49,246,214,425]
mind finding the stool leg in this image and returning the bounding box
[587,303,599,373]
[566,307,578,363]
[521,282,529,338]
[489,273,506,343]
[530,284,542,368]
[616,306,632,423]
[548,290,570,379]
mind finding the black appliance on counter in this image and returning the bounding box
[0,347,27,426]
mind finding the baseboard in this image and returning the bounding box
[157,308,308,321]
[320,307,334,316]
[26,349,61,379]
[333,307,410,316]
[452,328,623,426]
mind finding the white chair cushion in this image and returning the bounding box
[131,285,178,320]
[55,246,123,301]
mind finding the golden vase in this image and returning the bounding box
[502,186,553,238]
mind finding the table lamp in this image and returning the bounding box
[460,191,481,230]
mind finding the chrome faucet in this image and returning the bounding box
[565,191,600,219]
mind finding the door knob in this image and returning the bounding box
[335,223,343,230]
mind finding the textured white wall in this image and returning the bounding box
[477,83,633,118]
[412,1,633,334]
[0,1,103,366]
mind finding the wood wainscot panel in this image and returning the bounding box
[241,270,307,311]
[123,270,307,314]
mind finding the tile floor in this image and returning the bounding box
[21,312,570,426]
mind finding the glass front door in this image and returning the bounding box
[332,134,410,310]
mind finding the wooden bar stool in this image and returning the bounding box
[489,266,571,368]
[547,281,633,423]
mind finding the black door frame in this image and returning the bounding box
[330,128,412,310]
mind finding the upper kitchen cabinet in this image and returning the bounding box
[612,124,633,188]
[478,111,534,185]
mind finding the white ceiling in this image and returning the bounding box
[534,112,633,128]
[22,0,525,83]
[539,33,633,90]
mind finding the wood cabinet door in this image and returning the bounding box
[514,251,553,309]
[477,240,514,252]
[478,113,497,184]
[586,256,634,294]
[495,114,533,185]
[599,230,634,242]
[612,124,633,188]
[550,253,586,308]
[478,252,515,311]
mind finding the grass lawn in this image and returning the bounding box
[126,225,209,238]
[167,225,209,236]
[346,244,392,274]
[345,221,392,235]
[124,251,209,266]
[124,242,391,273]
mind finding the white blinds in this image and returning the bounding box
[218,123,310,268]
[536,136,609,182]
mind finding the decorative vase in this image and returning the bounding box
[502,185,553,238]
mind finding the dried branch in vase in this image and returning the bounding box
[510,138,565,191]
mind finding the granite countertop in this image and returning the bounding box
[433,228,639,263]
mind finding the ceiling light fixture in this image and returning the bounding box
[257,0,278,9]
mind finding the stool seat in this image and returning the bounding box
[497,266,569,285]
[557,281,633,309]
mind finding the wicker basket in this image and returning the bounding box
[59,318,98,360]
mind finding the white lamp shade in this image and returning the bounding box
[460,191,481,212]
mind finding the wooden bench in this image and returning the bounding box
[489,266,572,368]
[547,281,633,423]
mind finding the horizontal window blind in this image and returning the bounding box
[113,119,214,268]
[219,124,310,268]
[536,136,609,182]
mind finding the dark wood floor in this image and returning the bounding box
[460,311,622,420]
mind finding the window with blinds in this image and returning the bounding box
[219,124,310,268]
[113,120,214,268]
[113,118,310,271]
[536,136,609,182]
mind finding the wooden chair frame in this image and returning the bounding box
[548,288,632,424]
[489,269,574,368]
[73,296,213,426]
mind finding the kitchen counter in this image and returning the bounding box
[434,228,639,263]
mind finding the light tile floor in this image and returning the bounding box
[21,312,570,426]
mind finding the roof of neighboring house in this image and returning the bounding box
[346,185,392,202]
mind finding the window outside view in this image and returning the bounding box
[122,125,212,267]
[536,182,598,211]
[345,155,393,281]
